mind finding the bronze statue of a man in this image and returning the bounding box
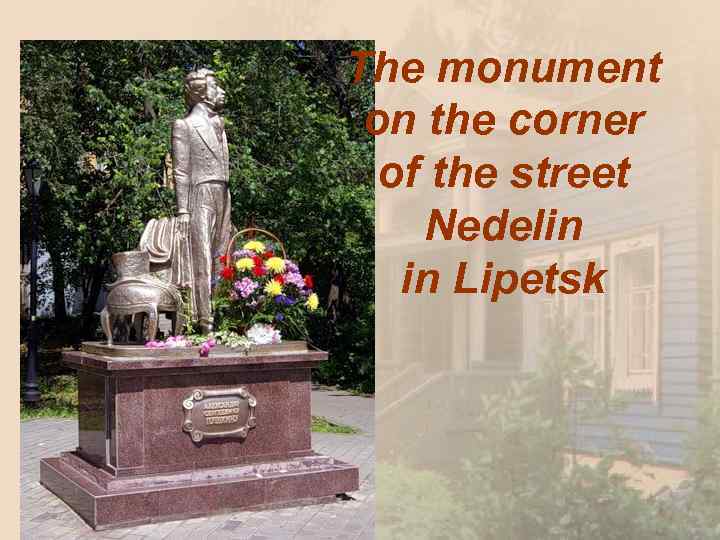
[172,68,233,333]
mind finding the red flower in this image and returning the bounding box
[252,255,263,267]
[274,274,285,285]
[304,274,314,289]
[219,254,228,265]
[221,266,234,281]
[263,250,274,259]
[252,265,266,277]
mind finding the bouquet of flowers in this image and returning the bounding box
[212,230,320,344]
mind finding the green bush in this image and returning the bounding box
[21,375,77,420]
[452,323,718,539]
[680,389,720,536]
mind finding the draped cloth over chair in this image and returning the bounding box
[139,216,195,318]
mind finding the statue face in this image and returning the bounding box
[204,76,226,111]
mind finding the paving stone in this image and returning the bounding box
[21,389,375,539]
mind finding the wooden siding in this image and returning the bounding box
[481,98,712,464]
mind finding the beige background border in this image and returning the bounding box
[6,1,719,538]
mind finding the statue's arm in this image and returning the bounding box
[172,119,191,215]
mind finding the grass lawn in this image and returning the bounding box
[21,374,77,420]
[311,415,360,434]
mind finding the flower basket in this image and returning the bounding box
[224,227,288,263]
[212,228,319,344]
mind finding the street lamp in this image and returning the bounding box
[22,159,43,404]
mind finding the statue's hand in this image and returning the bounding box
[176,213,190,239]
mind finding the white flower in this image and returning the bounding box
[246,323,282,345]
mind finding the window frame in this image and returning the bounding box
[609,231,661,401]
[522,252,560,372]
[520,229,661,401]
[626,285,654,375]
[564,244,606,372]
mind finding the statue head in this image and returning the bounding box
[184,68,226,112]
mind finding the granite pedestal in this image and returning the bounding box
[39,342,359,530]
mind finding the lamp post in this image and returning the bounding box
[22,159,43,404]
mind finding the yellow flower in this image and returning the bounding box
[235,257,254,271]
[306,293,319,311]
[264,280,282,297]
[243,240,265,253]
[265,256,286,274]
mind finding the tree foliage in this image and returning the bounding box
[20,40,374,391]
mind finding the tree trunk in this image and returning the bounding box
[81,260,108,339]
[48,248,67,321]
[143,65,156,120]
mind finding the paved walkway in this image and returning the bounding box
[21,388,374,539]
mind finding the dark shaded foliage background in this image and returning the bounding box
[20,40,374,392]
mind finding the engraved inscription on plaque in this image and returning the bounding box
[182,387,257,443]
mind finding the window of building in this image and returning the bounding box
[564,246,605,370]
[610,233,660,399]
[522,253,560,372]
[521,231,660,400]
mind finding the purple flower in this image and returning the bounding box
[145,336,191,349]
[274,294,296,306]
[275,313,285,322]
[283,272,305,290]
[199,337,216,358]
[233,249,254,258]
[235,277,259,298]
[284,260,299,273]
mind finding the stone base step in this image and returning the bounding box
[40,452,358,530]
